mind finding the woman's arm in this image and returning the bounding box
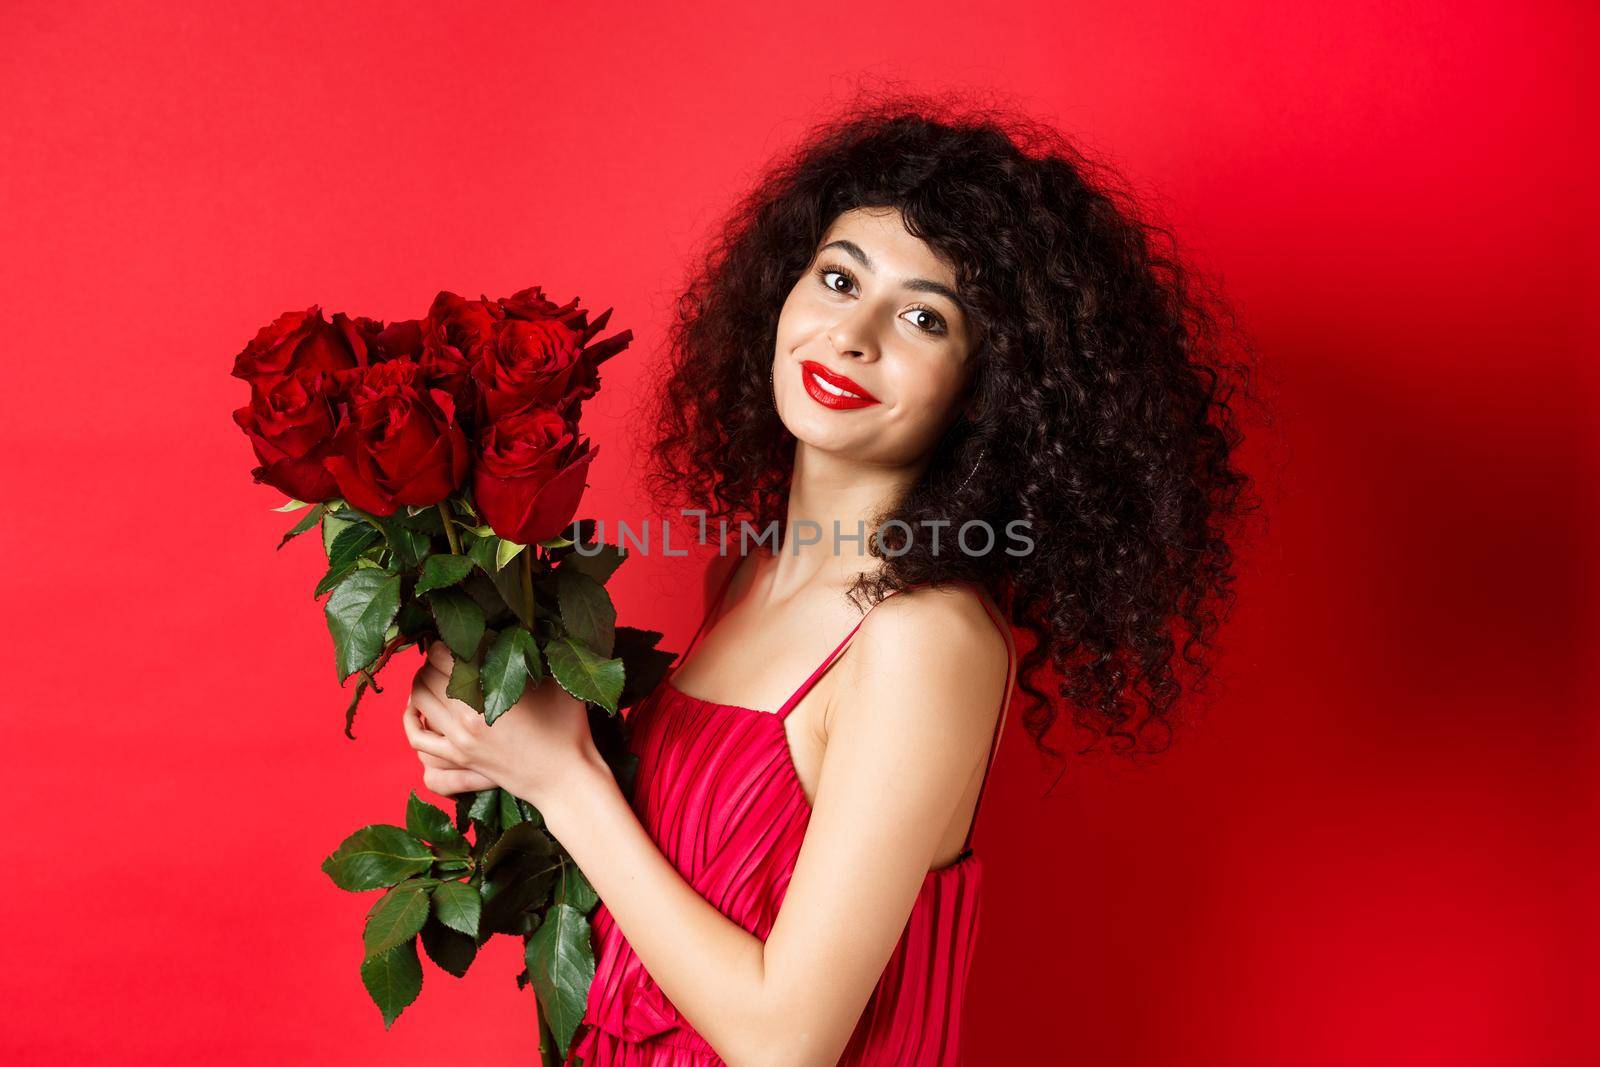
[406,589,1008,1067]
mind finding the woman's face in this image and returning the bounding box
[773,206,978,470]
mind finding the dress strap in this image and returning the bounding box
[773,580,1015,853]
[772,598,897,720]
[773,580,1010,720]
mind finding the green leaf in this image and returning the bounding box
[563,543,627,585]
[430,588,486,659]
[484,818,556,876]
[446,652,485,714]
[495,537,527,571]
[556,862,599,914]
[544,635,624,714]
[322,509,356,557]
[360,940,423,1029]
[327,522,382,573]
[325,570,402,683]
[466,533,496,570]
[313,564,355,600]
[419,916,476,977]
[517,796,544,828]
[482,627,536,724]
[466,534,533,627]
[396,599,431,639]
[314,524,383,598]
[556,571,616,657]
[524,902,596,1055]
[525,636,546,686]
[415,553,475,596]
[430,880,481,938]
[393,505,445,536]
[273,498,312,512]
[536,535,575,549]
[480,822,560,935]
[405,791,463,847]
[373,514,432,569]
[613,626,676,711]
[363,881,432,960]
[321,825,433,892]
[277,502,327,548]
[498,787,525,828]
[466,789,498,826]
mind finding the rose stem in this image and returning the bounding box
[437,500,461,555]
[520,548,535,626]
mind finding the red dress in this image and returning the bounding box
[565,560,1016,1066]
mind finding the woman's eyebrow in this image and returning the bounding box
[819,239,965,310]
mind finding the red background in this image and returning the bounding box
[2,2,1592,1063]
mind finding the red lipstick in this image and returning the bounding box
[799,360,881,410]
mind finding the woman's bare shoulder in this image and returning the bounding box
[817,583,1010,799]
[843,583,1011,720]
[866,582,1008,656]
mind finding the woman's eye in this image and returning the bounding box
[820,268,853,294]
[815,263,947,335]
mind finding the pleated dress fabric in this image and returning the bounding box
[565,564,1015,1067]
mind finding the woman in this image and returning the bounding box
[402,92,1256,1066]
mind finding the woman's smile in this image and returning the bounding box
[799,359,881,410]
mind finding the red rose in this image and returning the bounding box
[471,317,591,421]
[231,307,364,396]
[231,372,344,502]
[474,407,598,545]
[564,346,602,411]
[427,291,499,352]
[495,285,572,322]
[498,289,632,420]
[372,318,425,361]
[323,360,470,515]
[417,291,498,412]
[333,313,387,363]
[415,332,473,412]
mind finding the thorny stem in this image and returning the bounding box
[438,500,462,555]
[344,632,410,739]
[535,986,562,1066]
[521,548,535,626]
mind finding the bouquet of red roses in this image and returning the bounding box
[230,287,674,1064]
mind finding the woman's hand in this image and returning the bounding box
[412,749,497,798]
[402,639,599,810]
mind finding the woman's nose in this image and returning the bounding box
[827,314,881,362]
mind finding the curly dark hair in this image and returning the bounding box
[635,86,1266,774]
